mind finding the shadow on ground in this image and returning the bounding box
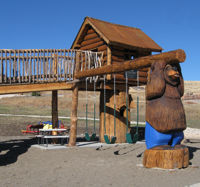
[0,138,36,166]
[188,145,200,161]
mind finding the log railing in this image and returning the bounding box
[0,49,103,85]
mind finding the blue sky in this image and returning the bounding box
[0,0,199,80]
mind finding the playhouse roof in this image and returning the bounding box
[71,17,162,52]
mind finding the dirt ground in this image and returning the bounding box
[0,136,200,187]
[0,82,199,187]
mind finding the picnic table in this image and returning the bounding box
[36,128,69,147]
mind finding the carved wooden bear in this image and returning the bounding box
[145,60,186,149]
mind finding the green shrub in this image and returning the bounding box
[32,91,41,96]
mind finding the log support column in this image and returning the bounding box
[52,90,58,128]
[68,51,80,146]
[68,84,79,146]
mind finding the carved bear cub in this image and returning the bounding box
[145,60,186,149]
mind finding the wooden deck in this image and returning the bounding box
[0,49,103,94]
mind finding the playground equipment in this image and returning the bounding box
[67,48,186,146]
[0,17,187,156]
[21,124,41,134]
[21,120,67,135]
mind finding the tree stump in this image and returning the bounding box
[143,145,189,169]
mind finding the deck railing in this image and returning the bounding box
[0,49,103,85]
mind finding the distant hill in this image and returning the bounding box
[183,81,200,100]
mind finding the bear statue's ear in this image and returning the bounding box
[151,61,167,72]
[150,62,156,71]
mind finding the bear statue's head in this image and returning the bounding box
[164,63,181,86]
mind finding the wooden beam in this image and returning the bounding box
[75,49,186,79]
[111,55,124,62]
[97,45,107,51]
[0,82,73,95]
[87,28,96,34]
[84,33,98,40]
[80,41,104,50]
[81,37,101,47]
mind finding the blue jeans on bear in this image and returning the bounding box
[145,122,184,149]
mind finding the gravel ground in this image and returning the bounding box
[0,135,200,187]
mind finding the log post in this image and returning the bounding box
[53,54,58,80]
[68,51,80,146]
[106,45,112,80]
[52,90,58,128]
[68,84,79,146]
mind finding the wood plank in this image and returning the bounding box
[138,71,147,77]
[111,55,124,62]
[29,51,32,83]
[0,82,73,95]
[45,49,48,82]
[13,50,16,83]
[22,51,25,82]
[36,51,39,82]
[87,28,95,34]
[53,53,58,81]
[18,50,21,83]
[81,37,102,47]
[5,51,7,83]
[33,50,35,83]
[9,51,12,84]
[84,33,98,40]
[80,41,104,50]
[139,67,149,72]
[63,49,67,81]
[97,45,107,51]
[112,49,127,57]
[42,49,45,82]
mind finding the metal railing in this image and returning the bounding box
[0,49,103,85]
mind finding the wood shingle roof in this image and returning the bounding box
[71,17,162,52]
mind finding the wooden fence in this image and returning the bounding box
[0,49,103,85]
